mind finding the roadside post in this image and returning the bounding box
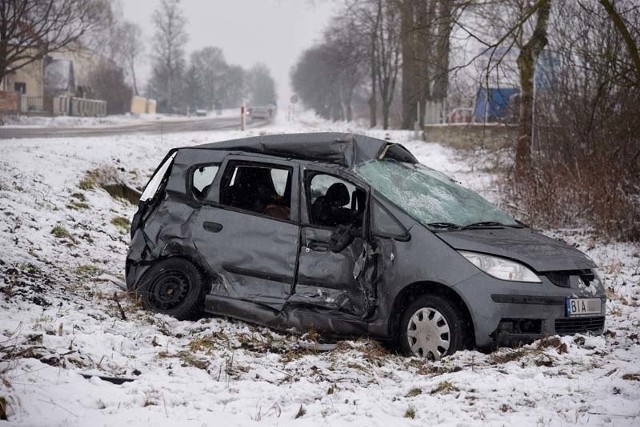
[240,104,246,131]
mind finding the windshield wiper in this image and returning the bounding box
[461,221,523,229]
[427,222,461,230]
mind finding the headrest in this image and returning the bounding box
[325,183,350,207]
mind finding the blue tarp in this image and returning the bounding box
[474,87,519,122]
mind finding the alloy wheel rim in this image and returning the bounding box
[406,307,451,360]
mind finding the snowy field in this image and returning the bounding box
[0,115,639,426]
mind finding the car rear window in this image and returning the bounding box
[191,165,219,200]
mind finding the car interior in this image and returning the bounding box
[308,174,365,228]
[220,164,292,220]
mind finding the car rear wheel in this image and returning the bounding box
[400,295,466,360]
[138,258,205,320]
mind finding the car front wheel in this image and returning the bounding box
[138,258,205,320]
[399,295,466,360]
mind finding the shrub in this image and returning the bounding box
[51,225,70,239]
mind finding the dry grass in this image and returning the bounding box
[490,349,528,365]
[111,216,130,233]
[404,405,416,419]
[66,201,90,210]
[536,336,568,354]
[79,166,140,204]
[430,380,459,395]
[0,396,8,421]
[502,86,640,242]
[75,264,102,278]
[333,338,389,366]
[622,373,640,381]
[411,359,463,376]
[51,224,70,239]
[188,336,216,353]
[405,387,422,397]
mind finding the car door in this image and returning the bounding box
[291,168,376,318]
[193,155,300,311]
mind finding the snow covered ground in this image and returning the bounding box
[0,114,638,426]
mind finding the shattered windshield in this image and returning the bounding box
[355,160,518,229]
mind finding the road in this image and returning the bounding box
[0,116,266,139]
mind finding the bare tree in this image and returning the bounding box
[291,45,334,118]
[247,63,277,106]
[374,0,402,129]
[147,0,188,113]
[516,0,640,239]
[291,17,366,122]
[598,0,640,86]
[347,0,401,128]
[399,0,456,128]
[118,21,144,96]
[188,47,228,110]
[325,17,367,121]
[454,0,640,181]
[87,58,132,114]
[221,64,246,109]
[0,0,111,84]
[346,0,382,126]
[515,0,551,181]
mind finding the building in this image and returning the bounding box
[0,54,45,99]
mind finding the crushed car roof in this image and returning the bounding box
[189,132,417,167]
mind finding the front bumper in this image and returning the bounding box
[453,273,606,348]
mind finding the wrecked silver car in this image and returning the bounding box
[126,133,606,359]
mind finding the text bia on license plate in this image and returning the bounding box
[565,298,602,316]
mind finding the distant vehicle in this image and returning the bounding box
[248,106,274,120]
[195,109,208,117]
[127,132,606,360]
[448,108,474,124]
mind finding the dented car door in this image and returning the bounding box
[193,155,300,311]
[291,169,376,318]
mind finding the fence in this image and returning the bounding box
[0,91,20,112]
[19,96,46,113]
[423,123,517,150]
[50,96,106,117]
[0,91,106,117]
[424,100,447,124]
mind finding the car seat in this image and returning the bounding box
[311,182,350,226]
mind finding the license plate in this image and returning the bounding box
[565,298,602,317]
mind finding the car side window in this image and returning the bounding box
[307,173,365,228]
[372,200,407,238]
[219,162,292,220]
[191,165,219,200]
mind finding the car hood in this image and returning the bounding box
[436,227,595,272]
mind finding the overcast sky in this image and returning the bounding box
[120,0,339,106]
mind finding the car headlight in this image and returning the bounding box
[458,251,541,283]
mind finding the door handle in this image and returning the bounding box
[308,241,329,252]
[203,221,223,233]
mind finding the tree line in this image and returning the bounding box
[2,0,638,239]
[291,0,454,129]
[147,0,277,114]
[292,0,640,240]
[0,0,277,114]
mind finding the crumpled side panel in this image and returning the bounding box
[194,207,298,310]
